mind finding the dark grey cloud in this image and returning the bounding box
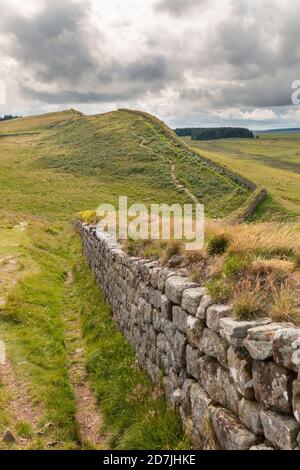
[1,0,96,85]
[0,0,181,107]
[21,86,144,104]
[1,0,300,128]
[155,0,207,16]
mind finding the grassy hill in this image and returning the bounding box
[183,134,300,221]
[0,107,257,450]
[0,108,299,450]
[0,109,255,220]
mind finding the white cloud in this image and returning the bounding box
[0,0,299,128]
[213,108,278,121]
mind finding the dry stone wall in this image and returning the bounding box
[75,221,300,450]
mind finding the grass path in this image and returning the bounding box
[0,219,187,450]
[131,125,200,204]
[63,271,108,449]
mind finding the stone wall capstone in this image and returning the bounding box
[74,221,300,450]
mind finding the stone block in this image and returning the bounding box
[190,383,212,437]
[244,339,273,361]
[198,356,227,408]
[206,304,232,333]
[201,328,228,367]
[172,306,188,333]
[209,406,259,450]
[196,295,213,319]
[220,317,271,347]
[163,375,182,409]
[173,330,187,370]
[186,344,202,380]
[186,316,204,349]
[238,398,263,435]
[182,287,207,315]
[273,328,300,372]
[181,379,196,417]
[253,360,295,413]
[157,333,167,352]
[292,380,300,423]
[249,442,275,450]
[145,358,163,384]
[165,276,197,304]
[161,295,172,320]
[260,409,299,450]
[227,346,254,399]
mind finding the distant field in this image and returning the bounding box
[183,134,300,220]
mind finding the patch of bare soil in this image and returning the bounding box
[64,272,107,449]
[0,357,44,448]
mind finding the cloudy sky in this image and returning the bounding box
[0,0,300,129]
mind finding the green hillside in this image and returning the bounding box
[0,107,256,450]
[33,109,252,218]
[184,134,300,220]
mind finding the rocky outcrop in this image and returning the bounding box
[74,221,300,450]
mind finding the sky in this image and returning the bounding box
[0,0,300,129]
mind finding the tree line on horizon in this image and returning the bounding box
[174,127,254,140]
[0,115,21,122]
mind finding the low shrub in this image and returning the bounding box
[206,276,233,303]
[222,253,251,278]
[232,282,265,320]
[207,233,230,256]
[270,284,300,322]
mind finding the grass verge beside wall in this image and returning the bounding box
[0,219,188,449]
[71,253,189,450]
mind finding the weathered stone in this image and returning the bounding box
[292,380,300,423]
[273,328,300,372]
[190,383,212,436]
[148,287,162,310]
[196,295,213,319]
[238,398,263,435]
[157,268,175,293]
[181,379,196,416]
[220,317,271,347]
[1,429,16,443]
[260,409,299,450]
[247,322,295,341]
[163,375,182,409]
[78,224,300,451]
[209,406,259,450]
[199,356,226,406]
[253,360,295,413]
[222,369,241,415]
[179,411,204,449]
[250,442,275,450]
[244,339,273,361]
[206,305,232,333]
[186,315,204,348]
[227,346,254,399]
[152,309,164,332]
[165,276,197,304]
[161,295,172,320]
[186,345,202,380]
[145,358,163,384]
[182,287,207,315]
[201,328,228,367]
[172,306,188,333]
[173,330,187,369]
[157,333,167,352]
[162,319,177,343]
